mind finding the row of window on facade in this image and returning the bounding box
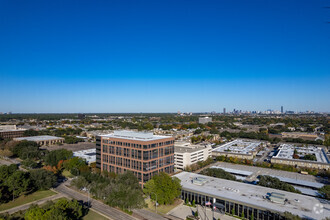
[102,155,174,171]
[102,164,174,182]
[102,145,174,159]
[102,140,174,149]
[182,190,286,220]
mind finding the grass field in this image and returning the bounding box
[62,170,74,178]
[0,190,57,211]
[83,209,109,220]
[145,198,182,215]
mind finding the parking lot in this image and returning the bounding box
[209,162,327,183]
[41,142,95,152]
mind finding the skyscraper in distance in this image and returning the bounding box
[281,106,283,114]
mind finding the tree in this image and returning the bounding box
[258,176,301,194]
[29,169,57,190]
[106,171,145,210]
[319,185,330,200]
[24,205,45,220]
[63,157,87,171]
[200,168,236,181]
[143,172,181,205]
[0,164,18,182]
[12,141,43,160]
[22,159,39,169]
[6,171,30,199]
[44,149,73,166]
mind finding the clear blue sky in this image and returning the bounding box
[0,0,329,113]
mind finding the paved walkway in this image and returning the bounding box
[0,192,66,214]
[168,204,238,220]
[54,182,138,220]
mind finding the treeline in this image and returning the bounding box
[23,128,83,138]
[258,176,301,194]
[0,164,57,203]
[200,168,236,181]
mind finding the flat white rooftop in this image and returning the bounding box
[101,130,171,141]
[212,139,262,155]
[14,135,64,141]
[73,149,96,163]
[174,172,330,219]
[273,144,330,164]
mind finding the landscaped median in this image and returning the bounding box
[0,190,57,212]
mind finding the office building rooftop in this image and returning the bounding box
[174,171,330,219]
[101,130,171,141]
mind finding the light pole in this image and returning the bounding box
[151,192,158,213]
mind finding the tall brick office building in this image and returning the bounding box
[96,130,174,186]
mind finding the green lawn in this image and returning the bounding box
[0,190,57,211]
[145,198,182,215]
[83,209,109,220]
[62,169,74,178]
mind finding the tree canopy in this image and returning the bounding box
[143,172,181,205]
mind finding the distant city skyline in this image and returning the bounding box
[1,0,329,113]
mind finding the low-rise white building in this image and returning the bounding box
[73,148,96,164]
[198,117,212,124]
[212,139,264,160]
[174,142,212,170]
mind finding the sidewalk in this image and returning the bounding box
[0,192,66,214]
[168,204,238,220]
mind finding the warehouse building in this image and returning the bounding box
[174,172,330,220]
[14,135,64,146]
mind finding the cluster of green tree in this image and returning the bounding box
[12,141,46,160]
[267,125,291,134]
[0,164,57,203]
[318,185,330,200]
[184,157,214,172]
[71,170,145,211]
[0,198,86,220]
[143,172,181,205]
[302,154,317,161]
[23,127,83,138]
[283,138,323,145]
[24,199,84,220]
[258,175,301,194]
[64,136,84,144]
[200,168,236,181]
[220,131,271,142]
[44,149,73,166]
[190,135,214,144]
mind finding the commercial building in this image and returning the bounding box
[281,132,318,141]
[73,149,96,164]
[271,144,330,170]
[175,171,330,220]
[14,135,64,146]
[212,139,264,160]
[96,130,174,186]
[0,125,26,139]
[199,117,212,124]
[174,142,212,170]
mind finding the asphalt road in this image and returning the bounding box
[54,183,136,220]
